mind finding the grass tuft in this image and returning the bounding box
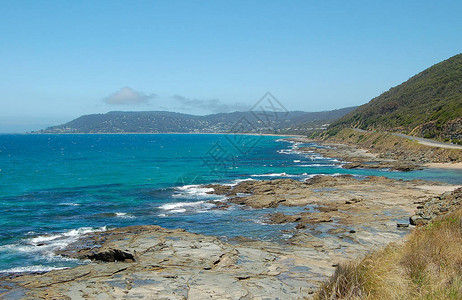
[314,205,462,299]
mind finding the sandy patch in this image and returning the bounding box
[425,162,462,170]
[415,185,462,193]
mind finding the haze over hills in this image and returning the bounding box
[34,54,462,138]
[35,107,356,134]
[330,53,462,142]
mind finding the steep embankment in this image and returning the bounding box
[319,128,462,163]
[331,53,462,143]
[315,188,462,300]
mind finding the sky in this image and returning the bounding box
[1,1,461,132]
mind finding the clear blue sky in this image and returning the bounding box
[1,0,461,132]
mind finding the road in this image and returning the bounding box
[352,128,462,150]
[392,133,462,150]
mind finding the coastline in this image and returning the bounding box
[425,162,462,170]
[287,133,462,172]
[2,134,462,298]
[24,132,304,137]
[3,174,460,298]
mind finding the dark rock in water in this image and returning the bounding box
[409,215,427,226]
[204,184,231,195]
[345,198,361,204]
[392,165,414,172]
[207,200,231,210]
[342,161,418,172]
[397,223,409,228]
[228,196,249,206]
[84,248,135,262]
[266,212,301,224]
[295,223,307,230]
[342,163,362,169]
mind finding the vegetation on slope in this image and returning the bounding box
[316,128,462,163]
[331,53,462,142]
[315,188,462,300]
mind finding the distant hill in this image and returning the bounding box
[330,53,462,142]
[35,107,356,134]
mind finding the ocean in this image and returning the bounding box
[0,134,461,274]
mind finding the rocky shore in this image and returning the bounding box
[2,137,461,299]
[311,128,462,165]
[287,137,423,171]
[205,175,456,229]
[410,187,462,225]
[2,172,460,299]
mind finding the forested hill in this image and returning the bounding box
[330,53,462,142]
[36,107,356,134]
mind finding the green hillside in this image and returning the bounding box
[331,53,462,142]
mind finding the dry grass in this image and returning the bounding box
[314,207,462,299]
[320,128,462,163]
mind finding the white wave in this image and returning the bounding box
[173,185,215,199]
[293,160,301,163]
[115,212,135,219]
[160,201,212,210]
[0,226,107,273]
[251,172,299,177]
[301,173,343,181]
[277,149,293,155]
[0,244,35,253]
[305,154,326,160]
[159,201,215,214]
[30,226,106,247]
[169,209,186,213]
[59,202,80,206]
[298,164,340,167]
[251,218,268,225]
[0,227,109,257]
[223,178,254,187]
[0,265,68,274]
[275,138,291,143]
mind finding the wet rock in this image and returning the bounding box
[410,188,462,225]
[266,213,301,224]
[342,162,362,169]
[317,205,338,212]
[207,200,231,210]
[305,175,337,186]
[84,248,135,262]
[396,223,409,228]
[295,223,307,230]
[345,198,361,204]
[4,225,325,299]
[204,184,231,195]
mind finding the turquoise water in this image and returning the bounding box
[0,134,461,274]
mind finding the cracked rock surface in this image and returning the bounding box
[2,177,460,299]
[1,226,327,299]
